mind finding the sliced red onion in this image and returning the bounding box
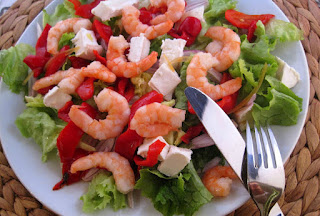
[129,95,140,105]
[207,68,222,83]
[82,135,100,147]
[247,93,257,105]
[183,50,203,56]
[190,133,215,149]
[36,23,42,39]
[185,0,209,12]
[203,157,222,173]
[96,138,115,152]
[127,191,134,208]
[82,168,102,182]
[28,77,37,97]
[146,60,159,74]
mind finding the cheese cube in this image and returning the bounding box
[276,57,300,88]
[159,39,187,68]
[137,136,170,161]
[158,146,192,176]
[91,0,139,21]
[180,6,205,23]
[71,28,103,60]
[148,63,181,100]
[128,34,151,62]
[43,86,72,110]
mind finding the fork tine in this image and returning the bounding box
[246,122,255,167]
[260,126,274,168]
[266,125,283,168]
[254,124,264,168]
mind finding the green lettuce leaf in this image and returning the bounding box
[58,32,75,50]
[265,19,304,42]
[192,145,223,171]
[25,94,46,107]
[150,34,173,55]
[174,60,191,110]
[15,107,66,162]
[43,0,77,27]
[204,0,237,25]
[0,43,35,94]
[135,162,212,216]
[80,172,127,212]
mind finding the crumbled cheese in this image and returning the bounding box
[159,39,187,68]
[43,86,72,110]
[276,57,300,88]
[148,63,181,100]
[71,28,103,60]
[128,34,151,62]
[137,136,170,161]
[181,6,205,23]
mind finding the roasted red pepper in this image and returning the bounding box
[23,55,50,70]
[68,0,81,10]
[139,7,153,25]
[68,56,91,69]
[181,123,204,144]
[247,20,258,42]
[37,85,54,95]
[216,73,239,113]
[75,0,101,19]
[35,23,51,57]
[187,101,196,114]
[168,17,202,46]
[115,129,144,161]
[44,45,71,77]
[58,101,74,122]
[225,9,275,29]
[134,140,166,167]
[92,20,113,45]
[93,49,107,65]
[115,78,135,102]
[76,77,95,101]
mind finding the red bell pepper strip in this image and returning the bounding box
[36,23,51,57]
[225,9,275,29]
[36,85,54,95]
[129,90,164,120]
[68,56,91,69]
[115,78,135,102]
[44,45,71,77]
[187,101,196,114]
[139,7,153,25]
[75,0,101,19]
[93,49,107,65]
[68,0,81,10]
[92,20,113,45]
[76,77,95,101]
[23,55,50,70]
[58,101,74,122]
[181,123,204,144]
[115,129,144,161]
[32,68,43,78]
[134,140,166,167]
[216,73,239,113]
[247,20,258,42]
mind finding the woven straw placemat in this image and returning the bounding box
[0,0,319,215]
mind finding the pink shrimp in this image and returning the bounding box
[150,0,186,25]
[70,152,135,194]
[130,102,186,137]
[205,26,241,72]
[47,18,92,55]
[186,52,242,101]
[121,5,174,40]
[202,166,237,197]
[106,35,158,78]
[69,88,130,140]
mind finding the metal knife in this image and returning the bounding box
[185,87,283,216]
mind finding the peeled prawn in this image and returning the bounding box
[121,5,173,40]
[107,35,158,78]
[69,88,130,140]
[47,18,92,55]
[202,166,237,197]
[186,52,242,101]
[70,152,135,194]
[205,26,241,72]
[130,102,186,137]
[150,0,186,25]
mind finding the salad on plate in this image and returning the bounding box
[0,0,304,215]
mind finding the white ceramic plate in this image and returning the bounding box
[0,0,309,215]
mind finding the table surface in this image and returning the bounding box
[0,0,320,216]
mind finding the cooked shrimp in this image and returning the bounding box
[107,35,158,78]
[80,61,116,83]
[130,102,186,137]
[150,0,186,25]
[202,166,237,197]
[69,88,130,140]
[47,18,92,55]
[121,5,174,40]
[205,26,241,72]
[186,52,242,101]
[70,152,135,194]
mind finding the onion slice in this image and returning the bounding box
[191,133,215,149]
[185,0,209,12]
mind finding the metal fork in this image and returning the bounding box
[246,122,285,216]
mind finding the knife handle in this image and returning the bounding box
[269,203,283,216]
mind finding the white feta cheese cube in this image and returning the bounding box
[72,28,103,60]
[159,39,187,68]
[180,6,205,23]
[137,136,170,161]
[43,86,72,110]
[276,57,300,88]
[128,34,151,62]
[158,146,192,176]
[148,63,181,100]
[92,0,139,21]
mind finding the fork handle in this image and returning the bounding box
[269,203,283,216]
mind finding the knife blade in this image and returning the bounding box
[185,87,283,216]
